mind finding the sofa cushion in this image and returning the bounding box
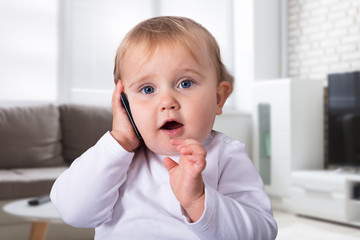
[0,167,68,200]
[59,104,112,164]
[0,105,64,169]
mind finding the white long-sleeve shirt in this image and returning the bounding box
[50,130,277,239]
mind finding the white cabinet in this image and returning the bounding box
[291,170,360,227]
[253,79,324,202]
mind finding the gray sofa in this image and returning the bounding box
[0,104,112,239]
[0,104,113,200]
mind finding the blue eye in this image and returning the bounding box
[179,80,193,89]
[141,86,155,94]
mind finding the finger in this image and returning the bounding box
[187,155,207,172]
[170,139,207,159]
[112,80,124,111]
[112,81,127,127]
[179,142,206,157]
[163,157,178,172]
[170,139,201,151]
[170,138,185,146]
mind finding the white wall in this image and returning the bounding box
[214,112,253,157]
[0,0,58,104]
[233,0,285,112]
[232,0,254,112]
[254,0,282,80]
[288,0,360,84]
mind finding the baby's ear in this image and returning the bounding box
[216,81,231,115]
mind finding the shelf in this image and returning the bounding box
[349,199,360,204]
[291,170,360,227]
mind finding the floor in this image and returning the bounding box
[274,210,360,240]
[2,209,360,239]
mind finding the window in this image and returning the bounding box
[59,0,236,107]
[0,0,58,103]
[1,1,283,112]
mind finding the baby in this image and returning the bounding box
[51,16,277,239]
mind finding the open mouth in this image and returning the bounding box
[160,121,184,130]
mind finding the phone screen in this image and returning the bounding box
[120,93,143,141]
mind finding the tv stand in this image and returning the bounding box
[332,167,360,174]
[290,170,360,227]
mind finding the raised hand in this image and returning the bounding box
[110,80,141,152]
[163,138,207,222]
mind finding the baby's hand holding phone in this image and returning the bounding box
[110,81,142,152]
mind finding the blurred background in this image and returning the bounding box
[0,0,287,112]
[0,0,360,239]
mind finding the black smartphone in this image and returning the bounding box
[120,93,143,141]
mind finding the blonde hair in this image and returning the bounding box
[113,16,233,93]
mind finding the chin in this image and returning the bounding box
[145,144,179,157]
[156,148,180,157]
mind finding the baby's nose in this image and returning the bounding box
[160,94,180,111]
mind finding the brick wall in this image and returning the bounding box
[288,0,360,83]
[288,0,360,167]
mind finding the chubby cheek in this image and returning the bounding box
[191,110,216,141]
[130,104,171,150]
[186,97,217,141]
[131,105,152,138]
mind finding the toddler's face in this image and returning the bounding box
[121,42,226,156]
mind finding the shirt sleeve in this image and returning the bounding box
[184,139,278,240]
[50,131,134,228]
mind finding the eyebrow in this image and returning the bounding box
[128,74,156,89]
[179,68,206,78]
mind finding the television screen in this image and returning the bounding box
[327,71,360,167]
